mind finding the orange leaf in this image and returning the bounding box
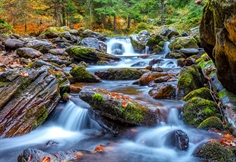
[74,152,83,159]
[94,145,104,152]
[226,106,231,109]
[131,128,138,133]
[122,101,128,108]
[42,157,50,162]
[230,114,235,118]
[217,102,222,107]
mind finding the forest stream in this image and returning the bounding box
[0,37,222,162]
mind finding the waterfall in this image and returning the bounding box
[58,100,97,131]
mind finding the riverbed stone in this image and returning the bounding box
[177,65,205,97]
[193,141,234,162]
[149,83,176,99]
[80,37,107,52]
[180,48,199,56]
[70,65,101,83]
[3,39,25,50]
[197,116,223,130]
[94,68,148,80]
[79,88,157,135]
[16,47,42,58]
[26,39,55,53]
[182,97,221,127]
[139,72,168,86]
[165,130,189,150]
[66,46,120,64]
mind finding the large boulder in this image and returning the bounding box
[40,26,68,38]
[164,130,189,150]
[79,88,157,135]
[146,34,164,53]
[80,37,107,52]
[94,68,148,80]
[200,0,236,94]
[182,97,221,127]
[130,30,150,53]
[0,67,60,137]
[66,46,120,64]
[177,65,205,97]
[193,141,234,162]
[168,36,198,51]
[26,39,55,53]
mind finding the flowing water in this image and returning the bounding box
[0,37,219,162]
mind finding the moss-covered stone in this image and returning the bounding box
[182,97,221,127]
[168,36,198,50]
[177,65,205,97]
[218,89,236,101]
[193,142,234,162]
[66,46,120,64]
[40,27,67,38]
[70,65,101,83]
[197,116,223,130]
[183,87,213,101]
[146,35,164,52]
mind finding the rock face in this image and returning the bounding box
[200,0,236,94]
[79,88,157,135]
[0,67,60,137]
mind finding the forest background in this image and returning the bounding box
[0,0,203,35]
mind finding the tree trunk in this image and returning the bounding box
[62,5,66,26]
[24,19,27,32]
[113,15,116,31]
[101,14,107,29]
[161,0,165,25]
[127,16,131,29]
[54,1,61,26]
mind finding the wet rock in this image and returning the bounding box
[139,72,168,86]
[61,31,71,40]
[146,34,164,52]
[66,46,120,64]
[130,30,150,53]
[149,83,176,99]
[80,37,107,52]
[197,116,223,130]
[165,130,189,150]
[26,39,55,53]
[182,97,221,127]
[177,58,195,67]
[168,36,198,51]
[0,67,61,137]
[3,39,25,50]
[177,65,205,97]
[69,29,79,36]
[18,148,60,162]
[200,0,236,94]
[181,32,189,37]
[31,60,62,71]
[41,53,71,65]
[94,68,148,80]
[79,29,105,40]
[70,65,101,83]
[149,59,164,66]
[193,141,234,162]
[165,52,186,59]
[112,49,123,55]
[16,47,42,58]
[160,27,179,39]
[180,48,199,56]
[182,87,213,101]
[79,88,158,135]
[48,48,66,55]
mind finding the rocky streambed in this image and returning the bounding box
[0,20,236,162]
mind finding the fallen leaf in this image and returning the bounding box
[42,157,50,162]
[131,128,138,133]
[122,101,128,108]
[74,152,83,159]
[94,145,104,152]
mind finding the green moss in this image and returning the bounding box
[183,97,221,126]
[118,102,143,122]
[218,89,236,101]
[183,87,213,101]
[70,65,95,82]
[194,142,234,162]
[197,116,223,130]
[92,93,103,101]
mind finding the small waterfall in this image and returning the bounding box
[58,100,97,131]
[106,37,136,55]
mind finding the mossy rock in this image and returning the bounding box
[40,27,67,38]
[79,88,157,128]
[70,65,101,83]
[193,142,234,162]
[168,36,198,50]
[182,97,221,126]
[198,59,216,76]
[146,35,164,51]
[197,116,223,130]
[218,89,236,101]
[66,46,120,64]
[94,68,148,80]
[177,65,205,97]
[183,87,213,101]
